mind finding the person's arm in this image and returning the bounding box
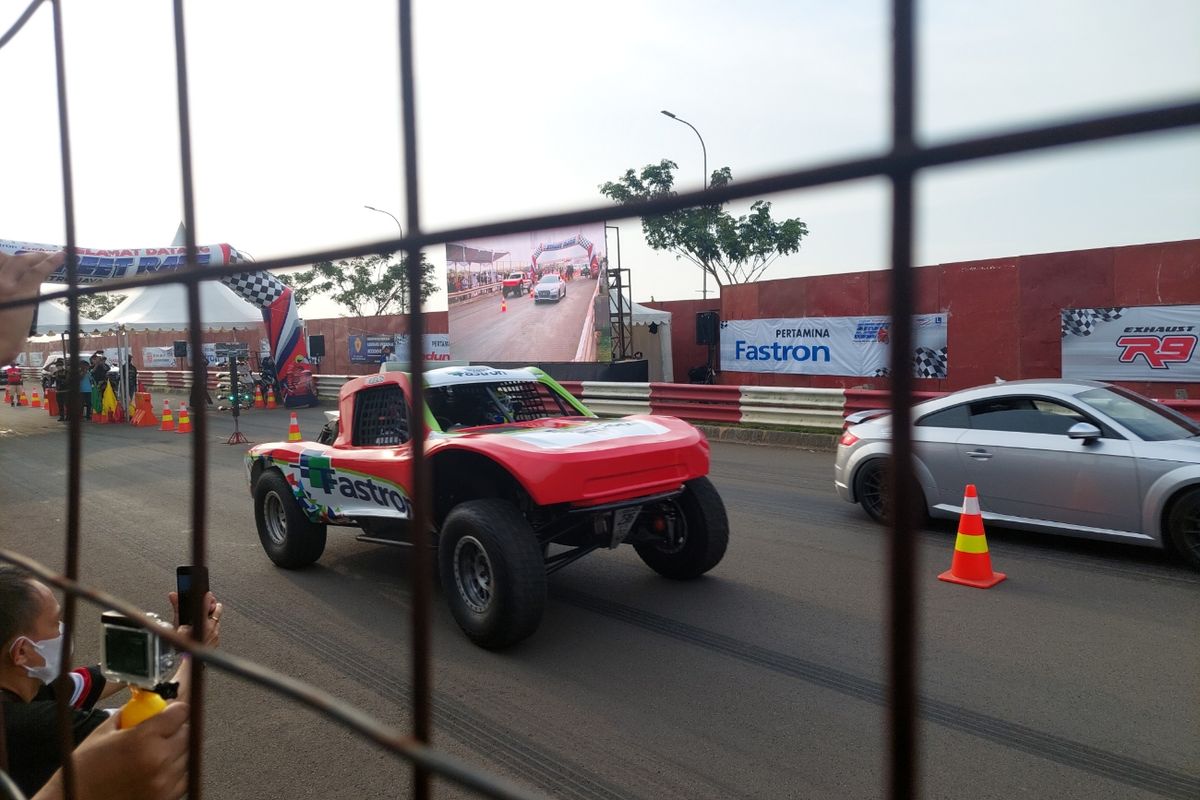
[31,702,191,800]
[0,251,63,363]
[166,591,222,700]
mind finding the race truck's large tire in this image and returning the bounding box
[634,476,729,580]
[254,470,327,569]
[438,499,546,649]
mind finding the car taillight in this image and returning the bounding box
[839,431,859,447]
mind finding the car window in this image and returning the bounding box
[967,396,1088,435]
[916,404,970,428]
[352,385,409,446]
[1076,386,1200,441]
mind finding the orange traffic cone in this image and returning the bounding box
[160,400,175,432]
[500,296,507,313]
[287,411,301,442]
[3,387,9,405]
[17,390,28,407]
[938,485,1006,589]
[176,404,192,434]
[254,385,265,409]
[267,388,277,409]
[31,390,41,408]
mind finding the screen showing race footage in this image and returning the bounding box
[445,223,608,363]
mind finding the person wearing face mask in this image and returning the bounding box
[0,565,222,798]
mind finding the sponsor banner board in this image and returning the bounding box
[1061,304,1200,381]
[349,334,452,364]
[142,347,177,368]
[719,314,949,377]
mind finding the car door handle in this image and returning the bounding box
[967,449,993,461]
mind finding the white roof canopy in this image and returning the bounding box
[96,281,264,331]
[609,297,671,327]
[32,299,103,335]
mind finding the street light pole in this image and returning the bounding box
[364,204,404,236]
[660,109,709,300]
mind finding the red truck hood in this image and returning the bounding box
[431,415,709,506]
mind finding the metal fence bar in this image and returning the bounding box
[9,96,1199,317]
[2,1,1199,798]
[396,1,434,797]
[887,1,918,797]
[169,0,210,797]
[47,1,81,796]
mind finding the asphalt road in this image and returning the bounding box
[448,277,598,362]
[1,401,1197,800]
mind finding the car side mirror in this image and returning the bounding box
[1067,422,1102,442]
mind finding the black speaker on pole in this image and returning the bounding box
[173,340,189,357]
[695,312,719,345]
[307,335,326,358]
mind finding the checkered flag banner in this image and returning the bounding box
[913,346,949,378]
[1061,307,1125,338]
[222,271,287,308]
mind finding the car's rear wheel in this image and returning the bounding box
[1166,488,1200,570]
[634,477,729,580]
[438,499,546,648]
[254,470,327,568]
[854,459,927,525]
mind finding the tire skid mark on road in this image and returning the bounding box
[234,598,636,800]
[553,588,1200,800]
[719,479,1200,587]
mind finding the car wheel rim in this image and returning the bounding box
[862,467,887,518]
[453,536,493,614]
[264,491,288,546]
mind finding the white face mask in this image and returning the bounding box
[12,622,65,684]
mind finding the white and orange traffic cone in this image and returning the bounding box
[267,388,277,409]
[938,485,1006,589]
[176,403,192,434]
[160,400,175,432]
[500,295,507,313]
[287,411,301,442]
[254,385,265,409]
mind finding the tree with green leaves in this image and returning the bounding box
[280,253,438,317]
[76,293,126,320]
[600,160,809,290]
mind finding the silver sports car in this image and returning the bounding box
[534,274,566,302]
[834,379,1200,568]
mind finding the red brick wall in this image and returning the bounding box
[645,239,1200,399]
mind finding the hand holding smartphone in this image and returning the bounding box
[175,565,209,627]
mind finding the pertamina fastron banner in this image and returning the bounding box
[1061,304,1200,381]
[719,314,949,378]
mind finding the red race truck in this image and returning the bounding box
[246,365,728,648]
[501,271,531,298]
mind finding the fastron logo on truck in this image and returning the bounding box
[276,451,413,521]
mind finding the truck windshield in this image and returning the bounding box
[425,380,579,430]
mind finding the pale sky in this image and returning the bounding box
[2,0,1198,318]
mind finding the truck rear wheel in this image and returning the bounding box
[438,499,546,649]
[634,476,729,580]
[254,470,327,569]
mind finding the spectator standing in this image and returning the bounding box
[89,353,108,416]
[78,358,92,420]
[5,362,21,406]
[124,354,139,405]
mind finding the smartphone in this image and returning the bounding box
[176,566,210,627]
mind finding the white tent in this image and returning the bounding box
[96,280,263,331]
[610,297,673,382]
[32,299,103,335]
